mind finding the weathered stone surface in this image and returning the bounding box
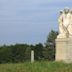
[31,50,34,63]
[56,38,72,63]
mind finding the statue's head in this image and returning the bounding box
[64,7,70,14]
[60,10,63,15]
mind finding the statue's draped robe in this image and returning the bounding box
[57,13,72,38]
[68,14,72,36]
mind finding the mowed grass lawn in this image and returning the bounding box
[0,61,72,72]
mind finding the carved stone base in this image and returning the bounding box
[55,38,72,63]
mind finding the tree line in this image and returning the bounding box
[0,30,58,63]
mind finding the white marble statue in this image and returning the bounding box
[57,8,72,38]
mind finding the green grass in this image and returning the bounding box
[0,61,72,72]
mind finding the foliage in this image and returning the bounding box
[0,43,44,63]
[45,30,58,47]
[0,44,30,63]
[34,43,44,60]
[0,30,58,63]
[44,30,58,60]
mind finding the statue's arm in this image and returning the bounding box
[58,16,63,25]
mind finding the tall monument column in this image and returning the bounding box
[56,8,72,63]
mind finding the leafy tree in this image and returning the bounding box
[24,46,31,60]
[11,44,28,62]
[34,43,44,60]
[0,30,58,63]
[46,30,58,48]
[44,30,58,60]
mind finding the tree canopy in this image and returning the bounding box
[0,30,58,63]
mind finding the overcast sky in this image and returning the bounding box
[0,0,72,45]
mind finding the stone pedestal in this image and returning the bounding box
[55,38,72,63]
